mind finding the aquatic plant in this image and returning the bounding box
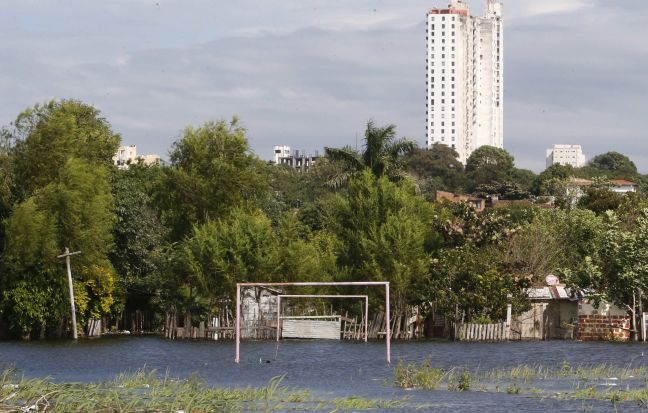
[393,359,445,390]
[0,368,404,412]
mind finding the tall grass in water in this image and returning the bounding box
[0,368,309,412]
[393,359,446,390]
[1,368,403,412]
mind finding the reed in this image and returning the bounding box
[0,368,402,412]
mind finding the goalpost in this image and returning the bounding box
[235,281,391,363]
[276,295,369,342]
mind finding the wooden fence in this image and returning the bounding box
[455,322,512,341]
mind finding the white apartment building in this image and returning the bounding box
[113,145,161,169]
[273,145,291,164]
[426,0,504,164]
[546,144,586,169]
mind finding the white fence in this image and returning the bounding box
[455,322,511,341]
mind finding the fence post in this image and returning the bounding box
[506,302,512,341]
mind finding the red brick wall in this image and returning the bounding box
[577,314,630,341]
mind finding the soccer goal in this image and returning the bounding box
[234,281,391,363]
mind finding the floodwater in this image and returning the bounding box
[1,336,648,412]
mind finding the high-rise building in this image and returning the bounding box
[546,144,586,169]
[273,145,291,164]
[426,0,504,164]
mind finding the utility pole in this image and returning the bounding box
[58,248,81,339]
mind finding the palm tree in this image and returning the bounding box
[324,120,415,188]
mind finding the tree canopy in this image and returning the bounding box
[324,120,414,187]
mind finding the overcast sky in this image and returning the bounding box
[1,0,646,172]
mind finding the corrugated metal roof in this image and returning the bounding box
[526,286,577,301]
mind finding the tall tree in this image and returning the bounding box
[323,171,441,311]
[2,158,117,338]
[156,118,269,240]
[465,146,515,191]
[324,120,414,187]
[181,209,280,303]
[9,100,120,199]
[110,165,168,314]
[532,163,574,196]
[403,144,466,197]
[587,151,638,178]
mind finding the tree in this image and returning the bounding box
[560,210,648,339]
[2,158,117,338]
[109,165,169,324]
[499,209,603,284]
[532,163,574,196]
[274,211,339,283]
[323,171,441,311]
[465,146,516,194]
[156,118,270,240]
[181,209,280,303]
[472,181,529,200]
[587,151,638,178]
[0,138,13,253]
[425,245,528,323]
[8,100,120,199]
[511,168,536,194]
[324,120,414,187]
[403,144,466,197]
[578,187,625,214]
[436,202,518,248]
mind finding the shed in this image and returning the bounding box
[516,286,579,340]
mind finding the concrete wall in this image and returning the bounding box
[516,301,577,340]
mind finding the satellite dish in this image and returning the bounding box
[545,274,559,286]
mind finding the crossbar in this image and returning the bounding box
[235,282,390,363]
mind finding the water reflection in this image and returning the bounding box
[1,337,646,412]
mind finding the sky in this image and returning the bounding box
[0,0,647,172]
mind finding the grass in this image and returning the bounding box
[0,368,401,412]
[393,358,648,406]
[393,359,446,390]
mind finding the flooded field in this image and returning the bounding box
[2,337,648,412]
